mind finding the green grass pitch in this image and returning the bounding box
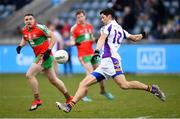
[0,73,180,118]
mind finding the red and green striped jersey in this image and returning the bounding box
[22,23,50,56]
[71,22,94,57]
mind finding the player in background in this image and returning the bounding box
[56,8,166,113]
[16,14,72,111]
[68,9,114,102]
[47,22,63,76]
[62,30,73,75]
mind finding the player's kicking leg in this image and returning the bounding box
[26,63,43,111]
[44,67,73,103]
[113,75,166,101]
[56,74,98,113]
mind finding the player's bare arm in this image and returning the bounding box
[128,32,146,42]
[69,36,76,46]
[92,32,108,60]
[68,36,81,46]
[48,30,56,49]
[128,34,143,42]
[19,37,27,47]
[96,32,108,50]
[91,35,96,42]
[43,30,56,60]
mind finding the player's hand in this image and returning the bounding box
[43,49,51,61]
[75,42,81,46]
[91,50,100,63]
[16,46,22,54]
[141,31,146,39]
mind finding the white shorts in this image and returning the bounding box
[91,57,124,82]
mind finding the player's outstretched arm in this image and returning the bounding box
[128,32,146,42]
[128,34,143,42]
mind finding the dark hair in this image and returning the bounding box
[24,13,35,18]
[75,9,86,16]
[100,8,115,19]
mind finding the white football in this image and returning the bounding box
[54,50,69,64]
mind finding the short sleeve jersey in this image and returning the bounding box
[71,23,94,57]
[22,23,50,56]
[100,20,130,60]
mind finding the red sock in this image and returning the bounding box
[67,101,76,108]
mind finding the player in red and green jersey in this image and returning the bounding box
[16,14,72,111]
[69,10,114,102]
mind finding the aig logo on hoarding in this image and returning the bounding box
[137,48,166,70]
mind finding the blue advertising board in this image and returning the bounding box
[0,44,179,73]
[119,44,179,73]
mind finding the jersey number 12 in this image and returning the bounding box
[113,29,122,44]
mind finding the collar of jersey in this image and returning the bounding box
[107,20,116,25]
